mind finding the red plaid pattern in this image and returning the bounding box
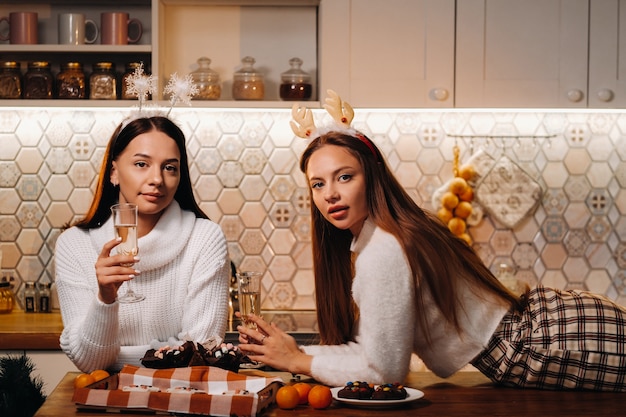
[73,365,283,416]
[472,286,626,391]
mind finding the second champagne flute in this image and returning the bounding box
[111,203,144,303]
[237,271,262,330]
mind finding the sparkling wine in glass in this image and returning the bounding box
[237,271,262,329]
[111,203,144,303]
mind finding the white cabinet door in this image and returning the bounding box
[456,0,589,108]
[588,0,626,108]
[319,0,455,108]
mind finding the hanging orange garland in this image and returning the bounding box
[437,145,476,245]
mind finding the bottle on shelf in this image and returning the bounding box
[57,62,86,99]
[0,61,23,99]
[24,282,37,312]
[89,62,117,100]
[0,281,15,314]
[232,56,264,100]
[191,57,221,100]
[37,282,51,313]
[280,57,312,101]
[24,61,54,99]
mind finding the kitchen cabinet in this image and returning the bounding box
[318,0,455,108]
[456,0,626,108]
[0,0,318,104]
[0,1,152,102]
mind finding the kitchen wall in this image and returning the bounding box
[1,106,626,309]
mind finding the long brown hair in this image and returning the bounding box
[300,131,525,345]
[71,116,208,230]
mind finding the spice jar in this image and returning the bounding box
[0,282,15,314]
[38,282,51,313]
[121,62,140,100]
[89,62,117,99]
[0,61,22,99]
[57,62,86,99]
[280,57,312,101]
[24,61,54,99]
[191,57,221,100]
[232,56,264,100]
[24,282,37,312]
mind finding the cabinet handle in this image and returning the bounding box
[429,88,449,101]
[566,89,584,103]
[596,89,614,102]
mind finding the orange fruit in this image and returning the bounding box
[90,369,110,382]
[449,177,468,195]
[74,373,96,389]
[308,385,333,409]
[437,207,453,224]
[448,217,466,236]
[454,201,473,219]
[441,191,459,210]
[459,164,476,181]
[459,186,474,202]
[292,382,312,405]
[276,385,300,409]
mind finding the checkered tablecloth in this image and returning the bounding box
[73,365,283,416]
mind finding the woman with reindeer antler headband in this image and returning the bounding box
[238,90,626,391]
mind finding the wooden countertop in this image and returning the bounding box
[34,371,626,416]
[0,310,63,350]
[0,310,318,351]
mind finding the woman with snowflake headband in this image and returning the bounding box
[237,89,626,391]
[55,68,230,373]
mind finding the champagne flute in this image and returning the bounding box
[111,203,144,303]
[237,271,262,330]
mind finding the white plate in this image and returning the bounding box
[331,386,425,408]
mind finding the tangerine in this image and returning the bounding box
[74,373,96,389]
[276,385,300,409]
[308,385,333,409]
[454,201,473,219]
[90,369,110,382]
[437,207,453,224]
[449,177,468,195]
[441,192,459,210]
[292,382,312,405]
[448,217,466,236]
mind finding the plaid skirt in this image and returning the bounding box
[471,285,626,391]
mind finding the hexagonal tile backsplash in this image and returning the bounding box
[2,107,626,309]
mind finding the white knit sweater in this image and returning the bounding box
[302,218,509,386]
[55,201,230,373]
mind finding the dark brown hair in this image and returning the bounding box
[300,131,525,345]
[72,116,208,230]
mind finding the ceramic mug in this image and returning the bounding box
[101,12,142,45]
[0,12,38,44]
[58,13,98,45]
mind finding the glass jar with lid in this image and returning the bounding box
[121,62,142,100]
[89,62,117,100]
[0,61,22,99]
[24,61,53,99]
[0,281,15,314]
[57,62,86,99]
[191,57,221,100]
[280,57,312,101]
[232,56,264,100]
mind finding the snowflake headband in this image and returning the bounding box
[290,89,379,160]
[119,63,199,130]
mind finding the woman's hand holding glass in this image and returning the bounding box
[95,237,141,304]
[237,313,312,376]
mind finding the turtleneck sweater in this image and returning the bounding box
[55,201,230,372]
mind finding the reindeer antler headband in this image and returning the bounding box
[291,89,379,160]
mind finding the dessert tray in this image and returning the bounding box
[73,365,282,416]
[330,386,425,408]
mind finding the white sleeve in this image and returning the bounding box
[56,230,123,372]
[302,239,415,387]
[178,221,230,343]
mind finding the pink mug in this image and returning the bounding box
[0,12,38,44]
[101,12,142,45]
